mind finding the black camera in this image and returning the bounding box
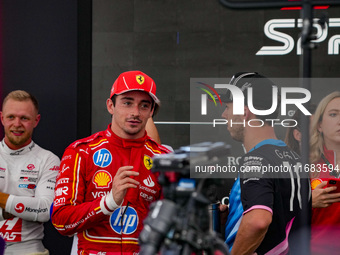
[139,142,231,255]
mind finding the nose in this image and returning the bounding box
[130,104,140,117]
[13,117,22,127]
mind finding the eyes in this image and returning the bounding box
[6,115,30,121]
[328,111,339,118]
[140,103,151,110]
[122,100,151,110]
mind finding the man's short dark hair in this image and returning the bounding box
[3,90,39,113]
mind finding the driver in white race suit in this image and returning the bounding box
[0,90,60,255]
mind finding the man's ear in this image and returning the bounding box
[0,111,4,126]
[244,106,252,121]
[34,114,41,128]
[106,98,114,115]
[293,129,301,142]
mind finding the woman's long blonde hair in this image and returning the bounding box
[310,91,340,164]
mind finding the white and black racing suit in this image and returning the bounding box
[0,140,60,255]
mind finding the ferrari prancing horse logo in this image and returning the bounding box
[136,75,145,85]
[143,155,153,170]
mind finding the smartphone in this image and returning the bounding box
[326,179,340,193]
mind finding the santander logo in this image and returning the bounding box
[15,203,25,213]
[143,176,155,188]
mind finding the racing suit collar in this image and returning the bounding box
[105,124,147,148]
[0,139,35,155]
[249,139,286,152]
[323,145,336,166]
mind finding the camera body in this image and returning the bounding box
[139,142,231,255]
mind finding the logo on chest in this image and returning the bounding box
[110,206,138,235]
[143,176,155,187]
[27,164,35,170]
[143,155,153,170]
[93,149,112,167]
[92,170,112,189]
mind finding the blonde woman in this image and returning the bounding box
[310,91,340,254]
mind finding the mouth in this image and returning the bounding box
[11,130,24,136]
[127,119,142,125]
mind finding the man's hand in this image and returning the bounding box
[3,209,14,219]
[111,166,139,205]
[312,181,340,208]
[0,192,10,209]
[0,192,14,220]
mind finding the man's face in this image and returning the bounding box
[0,99,40,150]
[107,91,154,139]
[221,102,244,142]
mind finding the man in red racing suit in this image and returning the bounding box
[52,71,170,255]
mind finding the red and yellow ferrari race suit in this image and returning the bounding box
[52,125,170,255]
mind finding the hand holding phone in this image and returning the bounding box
[326,179,340,193]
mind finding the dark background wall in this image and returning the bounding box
[92,1,340,151]
[1,0,78,158]
[0,0,87,254]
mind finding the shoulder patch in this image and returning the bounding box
[69,131,106,149]
[145,138,172,154]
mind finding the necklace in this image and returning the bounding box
[321,153,339,178]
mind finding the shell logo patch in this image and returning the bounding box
[93,170,112,189]
[143,155,153,170]
[311,178,323,190]
[136,75,145,85]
